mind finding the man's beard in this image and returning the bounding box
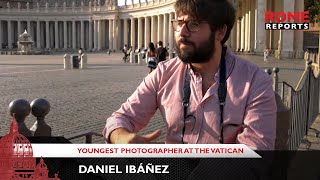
[175,32,215,64]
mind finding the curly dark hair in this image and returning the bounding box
[174,0,236,45]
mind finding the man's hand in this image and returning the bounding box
[110,128,161,144]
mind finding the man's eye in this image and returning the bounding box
[189,22,199,27]
[177,21,184,26]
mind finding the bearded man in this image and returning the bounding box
[103,0,276,150]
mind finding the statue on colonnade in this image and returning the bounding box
[45,1,49,9]
[72,1,76,8]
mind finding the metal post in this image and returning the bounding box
[305,61,313,136]
[273,67,279,93]
[85,135,93,143]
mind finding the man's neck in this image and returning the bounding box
[190,47,222,77]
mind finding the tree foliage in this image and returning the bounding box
[305,0,320,23]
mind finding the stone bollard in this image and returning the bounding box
[169,51,174,59]
[8,99,32,136]
[130,51,135,63]
[29,98,52,136]
[64,54,71,70]
[138,52,143,64]
[81,53,88,69]
[145,53,149,65]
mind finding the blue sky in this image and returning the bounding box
[118,0,147,6]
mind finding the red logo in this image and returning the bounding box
[0,116,60,179]
[265,11,310,30]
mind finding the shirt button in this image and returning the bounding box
[194,129,198,134]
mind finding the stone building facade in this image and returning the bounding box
[0,0,305,58]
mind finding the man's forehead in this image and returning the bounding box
[176,15,196,20]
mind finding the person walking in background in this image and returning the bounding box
[147,42,157,73]
[122,44,128,62]
[78,48,83,65]
[78,48,83,57]
[156,41,169,63]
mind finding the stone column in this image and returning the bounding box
[255,0,267,53]
[68,22,72,48]
[17,20,22,37]
[80,20,84,49]
[109,19,113,50]
[231,20,237,51]
[64,21,67,49]
[72,20,76,49]
[240,1,245,51]
[0,21,2,50]
[55,21,59,49]
[8,20,12,49]
[157,15,163,45]
[97,20,102,50]
[59,22,63,48]
[319,32,320,62]
[138,17,143,50]
[266,0,272,49]
[124,19,128,46]
[294,0,304,58]
[163,14,169,48]
[244,0,249,51]
[144,17,150,49]
[113,18,118,51]
[89,20,92,50]
[50,22,55,48]
[236,18,241,51]
[151,16,156,44]
[27,21,31,34]
[130,18,136,49]
[281,0,295,58]
[245,1,250,51]
[46,21,50,49]
[37,21,41,49]
[169,13,174,53]
[85,22,88,50]
[94,20,97,50]
[250,0,255,52]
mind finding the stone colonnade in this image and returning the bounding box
[0,12,175,52]
[225,0,304,58]
[0,0,305,58]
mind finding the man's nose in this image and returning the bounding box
[178,23,191,38]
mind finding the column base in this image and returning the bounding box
[275,50,296,59]
[294,50,305,59]
[254,48,264,56]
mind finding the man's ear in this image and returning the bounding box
[216,25,227,42]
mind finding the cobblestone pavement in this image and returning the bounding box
[0,52,319,150]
